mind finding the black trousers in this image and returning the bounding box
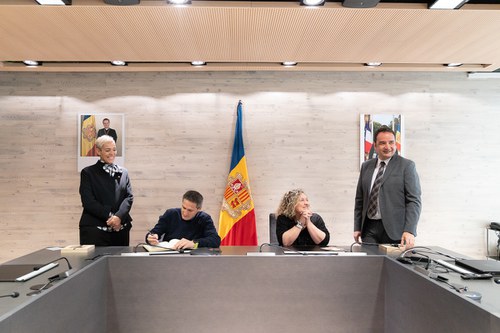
[361,217,399,245]
[80,226,130,246]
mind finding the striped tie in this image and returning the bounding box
[367,161,385,219]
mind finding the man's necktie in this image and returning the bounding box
[367,161,386,219]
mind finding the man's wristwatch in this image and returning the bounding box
[193,240,199,249]
[295,221,304,230]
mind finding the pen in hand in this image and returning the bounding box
[147,232,159,245]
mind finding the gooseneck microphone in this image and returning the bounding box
[398,246,433,258]
[0,292,20,298]
[410,250,432,270]
[36,257,72,271]
[349,241,401,252]
[43,257,73,281]
[259,243,306,255]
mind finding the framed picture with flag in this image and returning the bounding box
[77,113,125,171]
[360,114,403,167]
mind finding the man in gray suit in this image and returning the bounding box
[354,126,421,247]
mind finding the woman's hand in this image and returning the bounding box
[299,209,313,226]
[106,215,122,231]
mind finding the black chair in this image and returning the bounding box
[269,213,278,245]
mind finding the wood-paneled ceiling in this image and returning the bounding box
[1,0,499,72]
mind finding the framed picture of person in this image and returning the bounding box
[78,114,125,171]
[360,114,403,167]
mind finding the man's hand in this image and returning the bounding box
[147,233,159,245]
[353,231,362,243]
[173,238,195,250]
[400,232,415,248]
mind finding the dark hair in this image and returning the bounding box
[374,125,395,143]
[182,190,203,209]
[103,118,110,122]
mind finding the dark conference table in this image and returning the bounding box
[0,245,499,333]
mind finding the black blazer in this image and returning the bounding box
[79,161,133,228]
[97,128,118,143]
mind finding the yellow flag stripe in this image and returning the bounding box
[218,156,255,239]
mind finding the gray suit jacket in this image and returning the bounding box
[354,154,422,240]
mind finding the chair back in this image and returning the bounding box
[269,213,278,245]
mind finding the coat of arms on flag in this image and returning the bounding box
[222,174,252,219]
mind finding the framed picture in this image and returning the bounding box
[360,114,403,167]
[78,114,125,171]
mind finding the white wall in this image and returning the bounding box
[0,71,499,263]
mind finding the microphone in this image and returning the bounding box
[133,242,148,253]
[258,243,306,255]
[49,270,72,281]
[349,241,401,252]
[410,250,432,270]
[42,257,73,281]
[396,247,434,266]
[0,292,20,298]
[36,257,72,271]
[401,248,466,262]
[427,272,482,301]
[398,246,433,258]
[27,280,53,296]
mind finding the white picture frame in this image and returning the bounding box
[78,113,125,171]
[360,114,403,168]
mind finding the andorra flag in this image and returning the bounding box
[394,117,402,153]
[81,115,97,157]
[218,102,258,246]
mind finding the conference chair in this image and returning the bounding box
[269,213,278,245]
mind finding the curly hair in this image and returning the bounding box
[277,189,305,219]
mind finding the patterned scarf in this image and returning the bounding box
[102,163,122,178]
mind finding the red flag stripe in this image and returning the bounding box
[220,209,258,246]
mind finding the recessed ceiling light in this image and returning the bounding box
[365,62,382,67]
[35,0,71,5]
[167,0,192,4]
[300,0,325,6]
[429,0,469,10]
[281,62,298,67]
[445,63,463,68]
[111,60,127,66]
[23,60,41,67]
[191,61,206,66]
[103,0,140,5]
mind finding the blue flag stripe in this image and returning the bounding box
[230,101,245,170]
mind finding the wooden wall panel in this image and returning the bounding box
[0,71,499,263]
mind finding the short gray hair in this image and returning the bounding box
[95,135,115,149]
